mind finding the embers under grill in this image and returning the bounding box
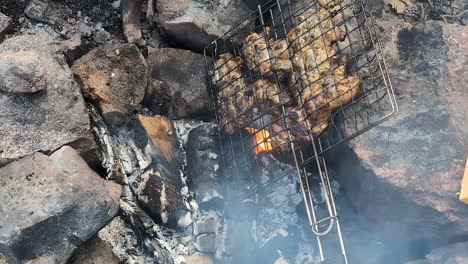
[203,0,397,262]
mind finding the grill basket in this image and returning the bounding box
[203,0,397,262]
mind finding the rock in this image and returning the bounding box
[155,0,252,52]
[194,233,216,253]
[25,0,71,26]
[72,43,148,116]
[59,33,93,65]
[68,235,119,264]
[183,255,214,264]
[121,0,143,44]
[0,51,47,93]
[112,0,121,10]
[193,214,218,235]
[0,12,12,42]
[93,30,110,44]
[406,242,468,264]
[186,124,223,208]
[329,22,468,263]
[0,30,97,166]
[0,146,122,264]
[143,48,213,119]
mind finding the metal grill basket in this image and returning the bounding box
[203,0,397,262]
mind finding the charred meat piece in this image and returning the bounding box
[324,58,361,110]
[243,30,272,76]
[287,7,344,52]
[244,28,293,77]
[213,53,254,134]
[218,86,255,135]
[212,53,244,90]
[270,38,292,73]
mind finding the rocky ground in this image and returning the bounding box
[0,0,467,263]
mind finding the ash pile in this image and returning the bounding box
[0,0,467,264]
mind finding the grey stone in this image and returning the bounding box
[121,0,143,44]
[155,0,252,52]
[0,51,47,93]
[72,43,148,116]
[183,255,214,264]
[0,12,12,42]
[68,234,119,264]
[25,0,72,26]
[194,217,217,235]
[0,146,122,264]
[93,30,110,44]
[194,233,216,253]
[143,48,213,119]
[0,30,96,165]
[330,22,468,263]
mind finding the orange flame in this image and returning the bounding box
[245,127,273,155]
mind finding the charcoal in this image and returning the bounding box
[186,124,224,208]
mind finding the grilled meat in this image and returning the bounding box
[213,5,361,157]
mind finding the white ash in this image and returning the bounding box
[89,106,122,180]
[294,242,320,264]
[173,119,206,146]
[92,114,204,263]
[98,216,155,263]
[173,119,213,202]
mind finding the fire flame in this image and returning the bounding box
[245,127,273,155]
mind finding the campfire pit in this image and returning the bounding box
[204,0,397,262]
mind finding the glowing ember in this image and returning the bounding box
[245,127,273,155]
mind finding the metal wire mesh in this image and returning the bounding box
[203,0,397,262]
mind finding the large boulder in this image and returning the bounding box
[143,48,213,119]
[0,30,96,166]
[154,0,252,52]
[0,146,122,264]
[72,43,148,122]
[327,22,468,263]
